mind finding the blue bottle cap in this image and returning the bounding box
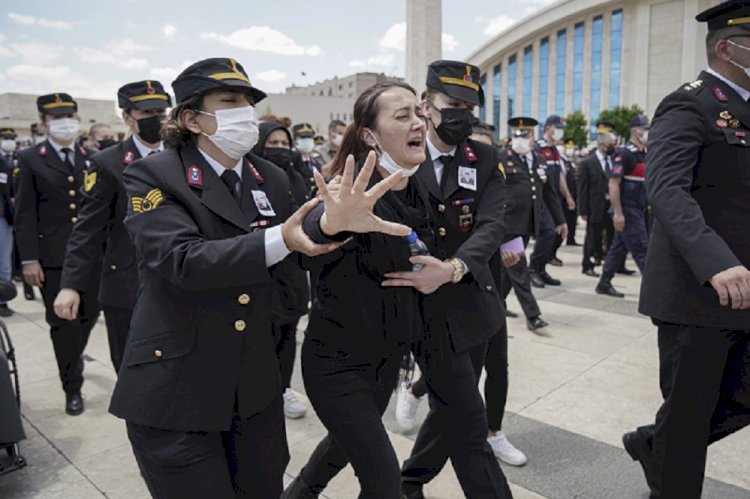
[405,230,418,243]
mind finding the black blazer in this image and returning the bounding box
[498,147,547,239]
[415,139,506,353]
[109,143,294,431]
[14,140,94,268]
[61,138,141,308]
[640,70,750,329]
[0,154,12,224]
[577,152,610,225]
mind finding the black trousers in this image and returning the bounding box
[501,236,541,320]
[299,341,403,498]
[127,395,288,499]
[401,341,512,498]
[103,305,133,373]
[40,268,99,395]
[484,328,509,433]
[635,323,750,499]
[582,216,613,270]
[273,320,299,389]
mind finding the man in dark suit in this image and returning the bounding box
[54,80,171,373]
[497,117,554,332]
[383,60,511,499]
[109,57,407,499]
[623,3,750,498]
[578,126,617,277]
[14,93,101,416]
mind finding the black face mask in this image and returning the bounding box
[263,147,293,168]
[137,115,163,144]
[430,105,473,146]
[98,138,117,150]
[605,145,616,155]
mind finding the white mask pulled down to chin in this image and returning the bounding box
[367,130,420,178]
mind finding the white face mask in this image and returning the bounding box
[48,118,80,142]
[331,133,343,147]
[552,128,564,142]
[638,131,649,145]
[565,148,575,157]
[556,145,565,156]
[1,140,15,153]
[727,40,750,78]
[295,137,315,153]
[199,105,259,160]
[368,130,420,178]
[511,137,531,155]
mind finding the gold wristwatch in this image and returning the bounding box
[446,258,466,284]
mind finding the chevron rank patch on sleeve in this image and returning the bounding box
[131,188,164,214]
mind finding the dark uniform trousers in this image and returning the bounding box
[635,323,750,499]
[483,325,509,433]
[401,140,511,498]
[582,215,614,270]
[298,344,403,498]
[501,236,541,320]
[528,203,556,271]
[14,141,101,395]
[602,203,648,275]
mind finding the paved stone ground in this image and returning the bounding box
[0,230,748,498]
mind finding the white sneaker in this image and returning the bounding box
[487,431,527,466]
[395,382,422,431]
[283,388,307,419]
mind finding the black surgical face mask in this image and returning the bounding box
[429,102,472,146]
[605,145,616,155]
[98,138,117,150]
[136,115,163,144]
[263,147,293,168]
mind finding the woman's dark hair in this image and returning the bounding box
[328,81,417,178]
[160,93,205,148]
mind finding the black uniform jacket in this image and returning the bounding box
[61,138,141,309]
[640,70,750,329]
[577,152,610,225]
[109,142,294,431]
[14,140,93,268]
[0,155,12,224]
[498,147,550,239]
[415,139,506,353]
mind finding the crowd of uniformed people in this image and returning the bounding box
[0,2,749,498]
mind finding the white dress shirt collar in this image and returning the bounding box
[47,137,74,162]
[198,147,243,181]
[706,67,750,102]
[132,134,163,158]
[426,138,456,162]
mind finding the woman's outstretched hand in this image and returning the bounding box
[314,151,411,237]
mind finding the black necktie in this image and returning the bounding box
[605,157,612,176]
[61,147,74,171]
[148,150,158,156]
[438,155,453,188]
[220,169,241,205]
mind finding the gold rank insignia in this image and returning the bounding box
[683,79,703,91]
[84,171,97,192]
[131,188,164,214]
[13,167,20,176]
[720,111,732,120]
[497,162,506,179]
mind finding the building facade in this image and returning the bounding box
[285,72,402,100]
[466,0,715,138]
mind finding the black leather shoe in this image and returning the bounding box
[0,304,13,317]
[529,271,546,288]
[617,267,636,276]
[548,257,563,267]
[65,392,84,416]
[582,268,600,277]
[505,309,518,318]
[281,475,319,499]
[595,281,624,298]
[623,431,657,492]
[401,483,425,499]
[540,271,561,286]
[23,283,35,300]
[567,240,580,246]
[527,316,549,332]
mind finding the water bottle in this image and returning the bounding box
[405,230,430,271]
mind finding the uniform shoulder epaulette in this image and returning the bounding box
[681,79,704,93]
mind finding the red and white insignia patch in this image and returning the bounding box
[713,87,729,102]
[463,145,477,164]
[186,165,203,186]
[38,144,47,157]
[247,160,264,183]
[123,151,135,165]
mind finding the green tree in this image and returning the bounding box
[597,104,645,141]
[563,111,588,148]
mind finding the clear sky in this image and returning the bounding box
[0,0,558,100]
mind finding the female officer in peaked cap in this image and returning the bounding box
[108,57,408,498]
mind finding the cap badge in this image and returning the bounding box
[463,65,473,83]
[146,80,155,94]
[54,94,62,103]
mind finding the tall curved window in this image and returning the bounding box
[523,46,533,116]
[610,10,623,107]
[590,16,603,134]
[539,37,549,122]
[507,55,517,136]
[479,74,487,122]
[573,22,584,111]
[555,29,566,115]
[493,63,502,139]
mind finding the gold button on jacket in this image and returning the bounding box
[234,320,246,332]
[237,294,251,305]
